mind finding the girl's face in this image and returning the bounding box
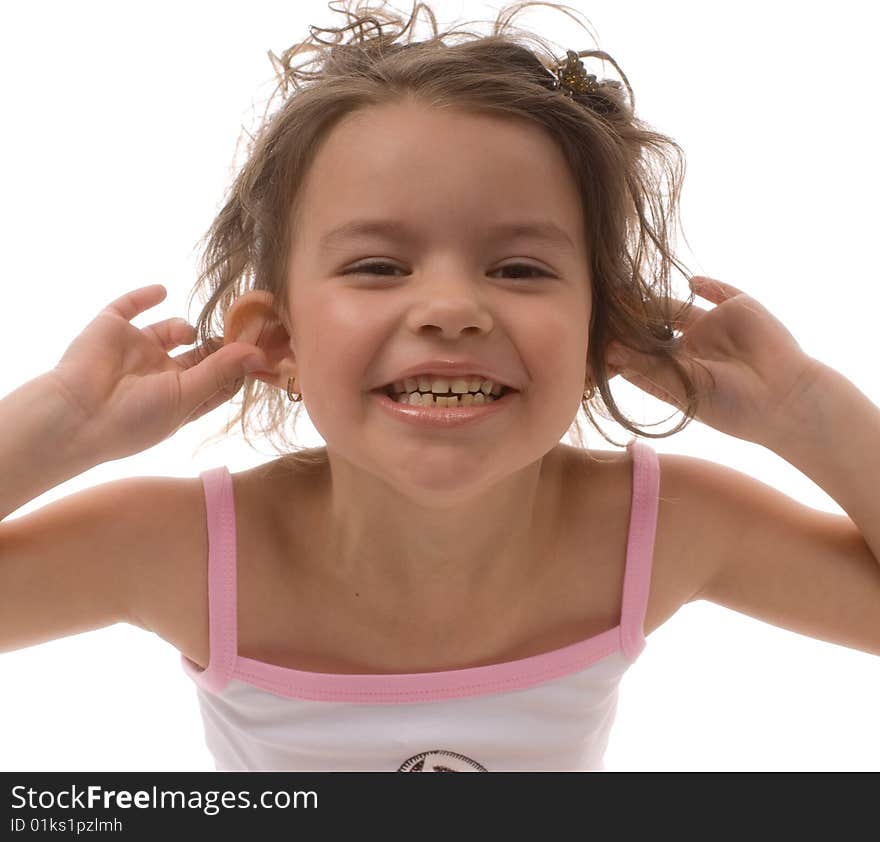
[285,101,592,497]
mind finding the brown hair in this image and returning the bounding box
[186,0,706,467]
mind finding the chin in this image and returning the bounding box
[386,447,538,504]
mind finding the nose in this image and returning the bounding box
[404,270,495,339]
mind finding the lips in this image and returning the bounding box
[370,386,518,428]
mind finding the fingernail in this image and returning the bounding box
[243,356,263,372]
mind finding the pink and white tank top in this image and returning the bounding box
[181,438,660,771]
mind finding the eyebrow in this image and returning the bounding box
[317,218,578,254]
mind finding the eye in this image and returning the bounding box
[494,263,553,280]
[343,262,403,276]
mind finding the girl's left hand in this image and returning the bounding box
[606,276,824,448]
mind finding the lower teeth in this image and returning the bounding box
[392,392,498,406]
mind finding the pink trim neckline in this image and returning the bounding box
[181,622,628,703]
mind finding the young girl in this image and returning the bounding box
[2,0,879,771]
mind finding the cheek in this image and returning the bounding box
[316,288,372,329]
[300,294,383,388]
[522,306,590,389]
[308,290,367,340]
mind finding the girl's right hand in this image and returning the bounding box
[46,284,268,462]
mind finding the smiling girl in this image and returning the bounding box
[1,0,878,771]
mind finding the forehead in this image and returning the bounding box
[293,101,586,253]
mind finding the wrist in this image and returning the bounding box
[762,358,848,456]
[0,373,103,520]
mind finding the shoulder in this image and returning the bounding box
[132,453,328,668]
[645,448,757,608]
[121,473,212,664]
[633,448,816,616]
[123,463,275,669]
[638,449,880,658]
[556,443,745,635]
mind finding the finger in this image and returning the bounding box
[667,297,710,328]
[171,336,224,370]
[142,317,196,351]
[177,378,247,427]
[618,369,687,410]
[102,284,168,322]
[689,275,744,302]
[611,348,688,409]
[176,342,266,421]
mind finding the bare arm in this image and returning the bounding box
[0,283,262,654]
[0,372,101,522]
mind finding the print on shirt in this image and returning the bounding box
[398,750,488,772]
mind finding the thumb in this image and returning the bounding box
[177,343,267,419]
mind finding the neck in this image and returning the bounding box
[309,446,567,613]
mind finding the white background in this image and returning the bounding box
[1,0,878,771]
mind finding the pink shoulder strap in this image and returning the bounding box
[620,438,660,660]
[190,466,239,693]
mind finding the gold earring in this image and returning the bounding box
[286,376,303,402]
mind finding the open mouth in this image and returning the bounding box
[372,383,518,411]
[376,383,516,400]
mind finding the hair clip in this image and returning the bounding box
[554,49,600,97]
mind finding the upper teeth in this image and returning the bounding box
[390,376,504,396]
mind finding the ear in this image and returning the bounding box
[224,290,296,388]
